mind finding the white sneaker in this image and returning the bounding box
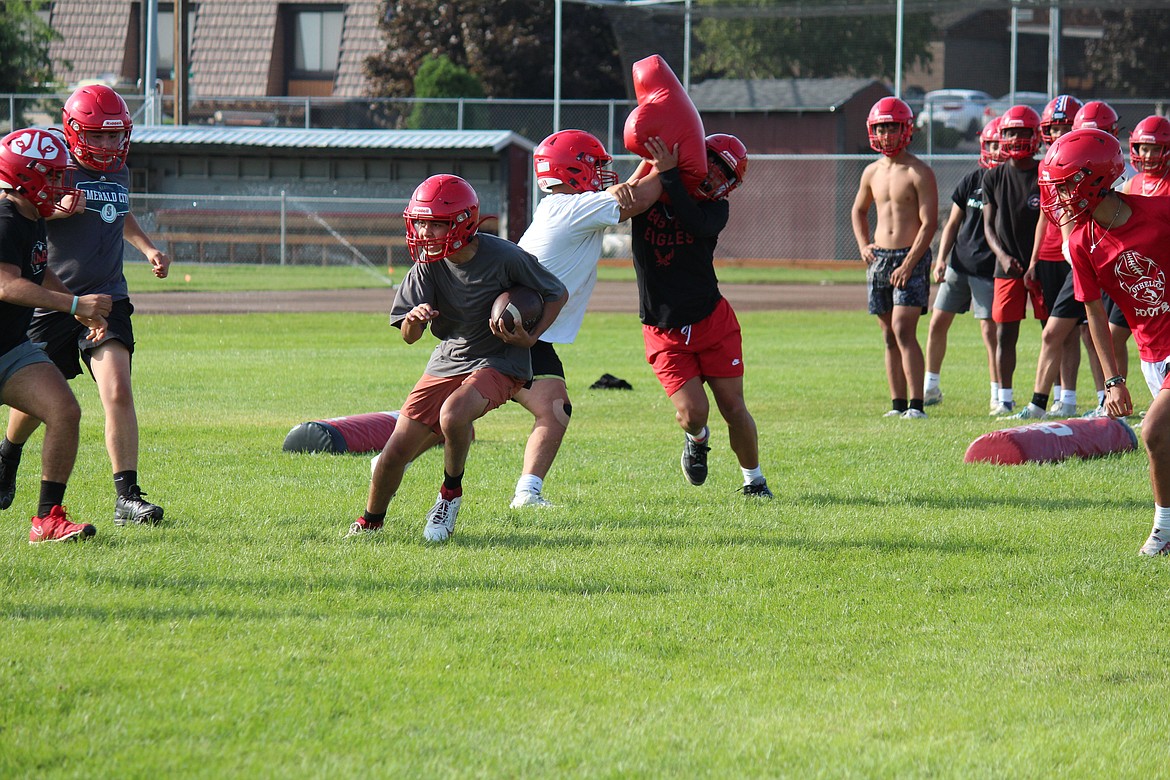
[901,408,927,419]
[990,399,1001,413]
[1139,528,1170,556]
[1012,405,1047,420]
[990,403,1015,417]
[882,409,904,417]
[1082,405,1108,419]
[423,493,461,542]
[510,490,552,508]
[924,387,943,406]
[1049,401,1076,418]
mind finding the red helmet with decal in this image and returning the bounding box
[697,133,747,200]
[979,116,1004,169]
[1072,101,1119,136]
[1038,128,1124,226]
[0,128,81,218]
[998,105,1042,160]
[1040,95,1083,145]
[866,97,915,157]
[533,129,617,193]
[403,174,480,263]
[62,84,132,172]
[1128,115,1170,175]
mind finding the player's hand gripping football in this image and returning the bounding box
[489,314,536,348]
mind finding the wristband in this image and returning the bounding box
[1105,375,1126,389]
[69,296,78,316]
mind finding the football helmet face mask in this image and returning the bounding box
[0,128,80,218]
[62,85,132,172]
[1040,95,1083,145]
[697,133,748,200]
[1038,128,1124,226]
[533,129,617,193]
[998,105,1042,160]
[1072,101,1119,136]
[979,116,1003,169]
[403,174,480,263]
[1129,115,1170,175]
[866,97,915,157]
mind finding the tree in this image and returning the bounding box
[364,0,624,100]
[1085,10,1170,97]
[0,0,61,93]
[691,6,934,82]
[407,54,486,129]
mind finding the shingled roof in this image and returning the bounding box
[689,77,889,112]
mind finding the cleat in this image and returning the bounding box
[739,481,774,499]
[113,486,164,526]
[29,505,95,544]
[1139,528,1170,557]
[1012,405,1047,420]
[680,434,710,485]
[346,516,383,537]
[510,490,552,509]
[1082,405,1108,419]
[990,402,1015,417]
[423,493,461,542]
[882,409,904,417]
[1049,401,1076,418]
[923,387,943,406]
[901,408,927,419]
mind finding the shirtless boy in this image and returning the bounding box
[851,97,939,418]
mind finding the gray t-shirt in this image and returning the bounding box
[46,159,131,299]
[389,233,568,380]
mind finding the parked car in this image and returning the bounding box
[982,91,1050,124]
[916,89,994,140]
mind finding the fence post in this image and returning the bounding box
[458,99,464,131]
[8,95,14,134]
[305,98,311,129]
[280,190,287,266]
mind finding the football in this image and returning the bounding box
[491,286,544,332]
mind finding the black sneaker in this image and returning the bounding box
[0,456,16,510]
[680,435,710,486]
[114,486,164,526]
[740,481,774,499]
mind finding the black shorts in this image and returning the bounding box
[1035,261,1070,316]
[1102,292,1131,329]
[27,298,135,380]
[1048,269,1086,322]
[530,339,566,381]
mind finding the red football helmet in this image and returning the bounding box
[1128,115,1170,175]
[697,133,747,200]
[866,97,915,157]
[979,116,1004,169]
[62,84,132,172]
[403,174,480,263]
[998,105,1042,160]
[0,128,81,218]
[1040,95,1083,144]
[1038,128,1124,226]
[533,129,617,193]
[1072,101,1119,136]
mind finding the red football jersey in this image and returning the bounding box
[1130,172,1170,197]
[1070,194,1170,362]
[1036,214,1064,262]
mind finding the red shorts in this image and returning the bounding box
[992,277,1048,323]
[400,369,523,434]
[642,297,744,397]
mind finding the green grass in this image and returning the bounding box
[2,309,1166,778]
[127,260,866,292]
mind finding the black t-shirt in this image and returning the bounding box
[981,160,1040,279]
[0,200,48,355]
[630,168,727,328]
[948,169,996,279]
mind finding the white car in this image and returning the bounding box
[916,89,994,140]
[982,91,1051,125]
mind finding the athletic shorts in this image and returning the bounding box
[1140,356,1170,399]
[642,297,743,397]
[28,298,135,380]
[992,277,1047,324]
[530,340,566,382]
[1035,260,1070,315]
[867,247,930,315]
[933,266,994,319]
[400,368,524,435]
[1048,270,1086,322]
[0,340,53,397]
[1103,292,1132,329]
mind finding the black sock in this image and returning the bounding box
[38,480,66,518]
[442,471,463,494]
[1031,393,1049,410]
[362,510,386,525]
[0,437,23,465]
[891,398,908,413]
[114,470,138,498]
[909,398,924,412]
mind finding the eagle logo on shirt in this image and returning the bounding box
[1115,250,1165,307]
[655,248,674,267]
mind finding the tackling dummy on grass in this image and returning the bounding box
[964,417,1137,465]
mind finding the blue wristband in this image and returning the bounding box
[69,296,78,316]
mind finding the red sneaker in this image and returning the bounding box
[345,516,383,537]
[29,505,96,545]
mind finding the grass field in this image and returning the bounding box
[2,304,1167,778]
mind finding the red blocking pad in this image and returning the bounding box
[964,416,1138,465]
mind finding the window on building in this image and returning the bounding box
[292,8,343,76]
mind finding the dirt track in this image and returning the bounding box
[130,280,868,315]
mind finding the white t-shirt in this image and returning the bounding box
[518,190,621,344]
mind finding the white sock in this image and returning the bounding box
[1000,388,1014,405]
[1154,504,1170,532]
[925,372,941,392]
[1098,390,1107,406]
[1062,389,1077,407]
[741,466,763,485]
[515,474,543,496]
[1052,385,1062,403]
[687,426,709,444]
[991,382,1001,403]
